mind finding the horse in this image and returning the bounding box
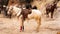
[6,0,21,18]
[46,3,56,18]
[18,5,42,32]
[45,0,59,18]
[7,4,42,32]
[7,4,21,18]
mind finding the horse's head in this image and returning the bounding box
[7,5,22,17]
[7,6,13,16]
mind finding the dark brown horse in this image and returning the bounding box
[46,0,60,18]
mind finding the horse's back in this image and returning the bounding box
[28,9,42,19]
[8,5,21,16]
[32,9,42,16]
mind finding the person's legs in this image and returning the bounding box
[0,5,2,14]
[3,7,8,16]
[0,8,1,14]
[20,17,25,32]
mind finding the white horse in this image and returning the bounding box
[28,9,42,32]
[7,5,42,32]
[7,4,22,18]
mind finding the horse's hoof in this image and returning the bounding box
[50,18,55,21]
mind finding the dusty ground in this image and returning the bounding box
[0,8,60,34]
[0,0,60,34]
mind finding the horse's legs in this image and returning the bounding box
[46,10,49,17]
[36,17,41,32]
[51,11,54,18]
[7,13,12,18]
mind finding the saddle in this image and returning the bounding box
[21,9,32,20]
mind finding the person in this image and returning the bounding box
[0,0,3,14]
[19,3,32,32]
[2,0,9,16]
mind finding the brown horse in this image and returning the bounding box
[46,0,59,18]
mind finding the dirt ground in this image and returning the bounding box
[0,0,60,34]
[0,8,60,34]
